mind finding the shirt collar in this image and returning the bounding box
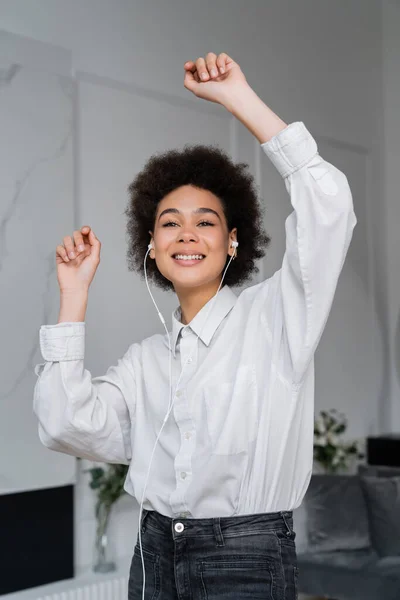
[170,285,237,357]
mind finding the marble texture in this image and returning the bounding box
[0,45,76,494]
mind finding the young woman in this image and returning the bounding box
[34,52,357,600]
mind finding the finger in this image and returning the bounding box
[205,52,218,78]
[183,68,200,90]
[216,53,231,74]
[73,229,85,252]
[195,57,209,81]
[184,60,204,83]
[184,68,196,85]
[80,225,91,242]
[63,235,77,259]
[88,229,101,262]
[56,244,70,262]
[184,60,200,82]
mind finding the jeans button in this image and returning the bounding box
[174,522,184,533]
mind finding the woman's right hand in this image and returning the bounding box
[56,226,101,293]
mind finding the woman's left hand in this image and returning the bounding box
[183,52,248,106]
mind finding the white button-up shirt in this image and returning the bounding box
[33,121,357,518]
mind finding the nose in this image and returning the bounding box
[178,226,199,243]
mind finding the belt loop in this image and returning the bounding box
[141,508,149,533]
[280,511,292,537]
[212,518,225,547]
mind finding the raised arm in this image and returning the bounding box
[33,226,134,463]
[183,53,357,386]
[260,122,356,384]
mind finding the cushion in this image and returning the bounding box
[297,550,400,600]
[377,556,400,571]
[360,475,400,557]
[358,464,400,478]
[303,474,371,553]
[298,548,378,569]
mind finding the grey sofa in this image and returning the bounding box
[293,465,400,600]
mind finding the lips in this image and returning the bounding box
[172,254,205,259]
[172,253,206,266]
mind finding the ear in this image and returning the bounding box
[228,228,238,257]
[148,230,155,259]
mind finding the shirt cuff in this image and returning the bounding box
[261,121,318,179]
[39,322,85,361]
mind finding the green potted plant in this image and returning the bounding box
[313,409,364,473]
[85,463,129,573]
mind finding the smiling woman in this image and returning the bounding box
[140,185,239,306]
[124,144,270,297]
[34,51,357,600]
[157,203,222,268]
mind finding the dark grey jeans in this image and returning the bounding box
[128,508,299,599]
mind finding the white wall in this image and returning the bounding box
[0,33,77,494]
[0,0,390,574]
[382,0,400,431]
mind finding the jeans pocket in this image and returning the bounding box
[196,554,278,600]
[128,544,160,600]
[275,532,298,600]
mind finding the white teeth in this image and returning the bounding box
[174,254,204,261]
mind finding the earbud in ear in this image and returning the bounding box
[230,240,238,260]
[148,242,153,250]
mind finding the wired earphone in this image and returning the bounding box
[137,237,239,600]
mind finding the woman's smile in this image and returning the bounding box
[172,253,206,266]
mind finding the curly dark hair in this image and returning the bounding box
[124,143,271,291]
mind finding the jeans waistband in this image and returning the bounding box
[140,509,294,544]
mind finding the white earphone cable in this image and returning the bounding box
[138,242,237,600]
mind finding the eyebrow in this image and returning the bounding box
[158,207,221,221]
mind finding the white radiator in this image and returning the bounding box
[36,576,128,600]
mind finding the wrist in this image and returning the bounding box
[60,288,89,297]
[58,291,88,323]
[223,85,288,144]
[221,82,256,114]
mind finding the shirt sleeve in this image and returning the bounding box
[33,322,134,464]
[260,121,357,387]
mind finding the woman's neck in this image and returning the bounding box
[175,280,223,325]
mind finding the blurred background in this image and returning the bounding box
[0,1,399,599]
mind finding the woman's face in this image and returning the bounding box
[149,185,237,292]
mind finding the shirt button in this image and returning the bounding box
[174,522,184,533]
[186,357,193,364]
[180,511,190,518]
[184,432,192,440]
[176,390,182,397]
[181,471,187,480]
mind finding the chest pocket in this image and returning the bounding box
[203,364,258,455]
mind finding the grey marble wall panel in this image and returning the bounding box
[0,32,76,495]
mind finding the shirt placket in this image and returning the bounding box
[169,327,198,517]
